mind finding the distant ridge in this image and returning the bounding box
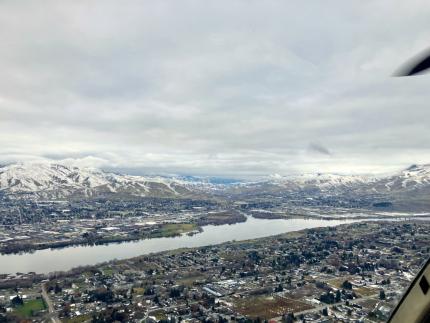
[0,163,430,207]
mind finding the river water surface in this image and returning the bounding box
[0,216,358,274]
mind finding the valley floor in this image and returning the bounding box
[1,220,429,322]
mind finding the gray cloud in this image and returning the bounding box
[1,0,430,177]
[308,142,332,156]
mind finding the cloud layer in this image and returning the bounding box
[1,0,430,177]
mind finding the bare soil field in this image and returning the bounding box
[233,295,313,319]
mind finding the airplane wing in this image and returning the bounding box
[395,48,430,76]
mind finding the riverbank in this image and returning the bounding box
[2,210,427,255]
[0,210,251,255]
[0,222,202,255]
[0,217,360,274]
[0,211,251,255]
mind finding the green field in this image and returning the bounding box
[14,298,46,318]
[101,266,114,276]
[149,223,199,238]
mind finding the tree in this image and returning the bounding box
[154,295,160,304]
[322,307,328,316]
[335,289,341,302]
[283,313,295,323]
[170,288,181,298]
[89,288,114,303]
[381,278,391,285]
[319,291,335,304]
[54,283,62,294]
[11,295,23,307]
[218,316,228,323]
[275,284,283,292]
[342,280,352,290]
[144,287,155,295]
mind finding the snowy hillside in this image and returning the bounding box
[217,164,430,203]
[265,173,375,191]
[380,164,430,192]
[0,163,200,199]
[0,162,430,201]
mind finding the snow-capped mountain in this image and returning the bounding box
[1,162,430,203]
[375,164,430,192]
[261,164,430,193]
[216,164,430,206]
[264,172,375,191]
[0,163,202,199]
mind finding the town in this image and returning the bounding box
[0,198,250,254]
[1,220,428,322]
[0,195,416,255]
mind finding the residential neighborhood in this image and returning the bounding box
[1,221,428,322]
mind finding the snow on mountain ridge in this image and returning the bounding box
[246,164,430,195]
[383,164,430,191]
[0,162,200,198]
[1,162,430,199]
[263,172,375,190]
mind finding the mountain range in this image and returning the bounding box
[0,163,199,199]
[0,162,429,211]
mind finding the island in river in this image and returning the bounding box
[0,210,247,255]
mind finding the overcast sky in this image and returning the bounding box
[1,0,430,178]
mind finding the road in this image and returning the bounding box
[41,283,61,323]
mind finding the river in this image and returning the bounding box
[0,216,358,274]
